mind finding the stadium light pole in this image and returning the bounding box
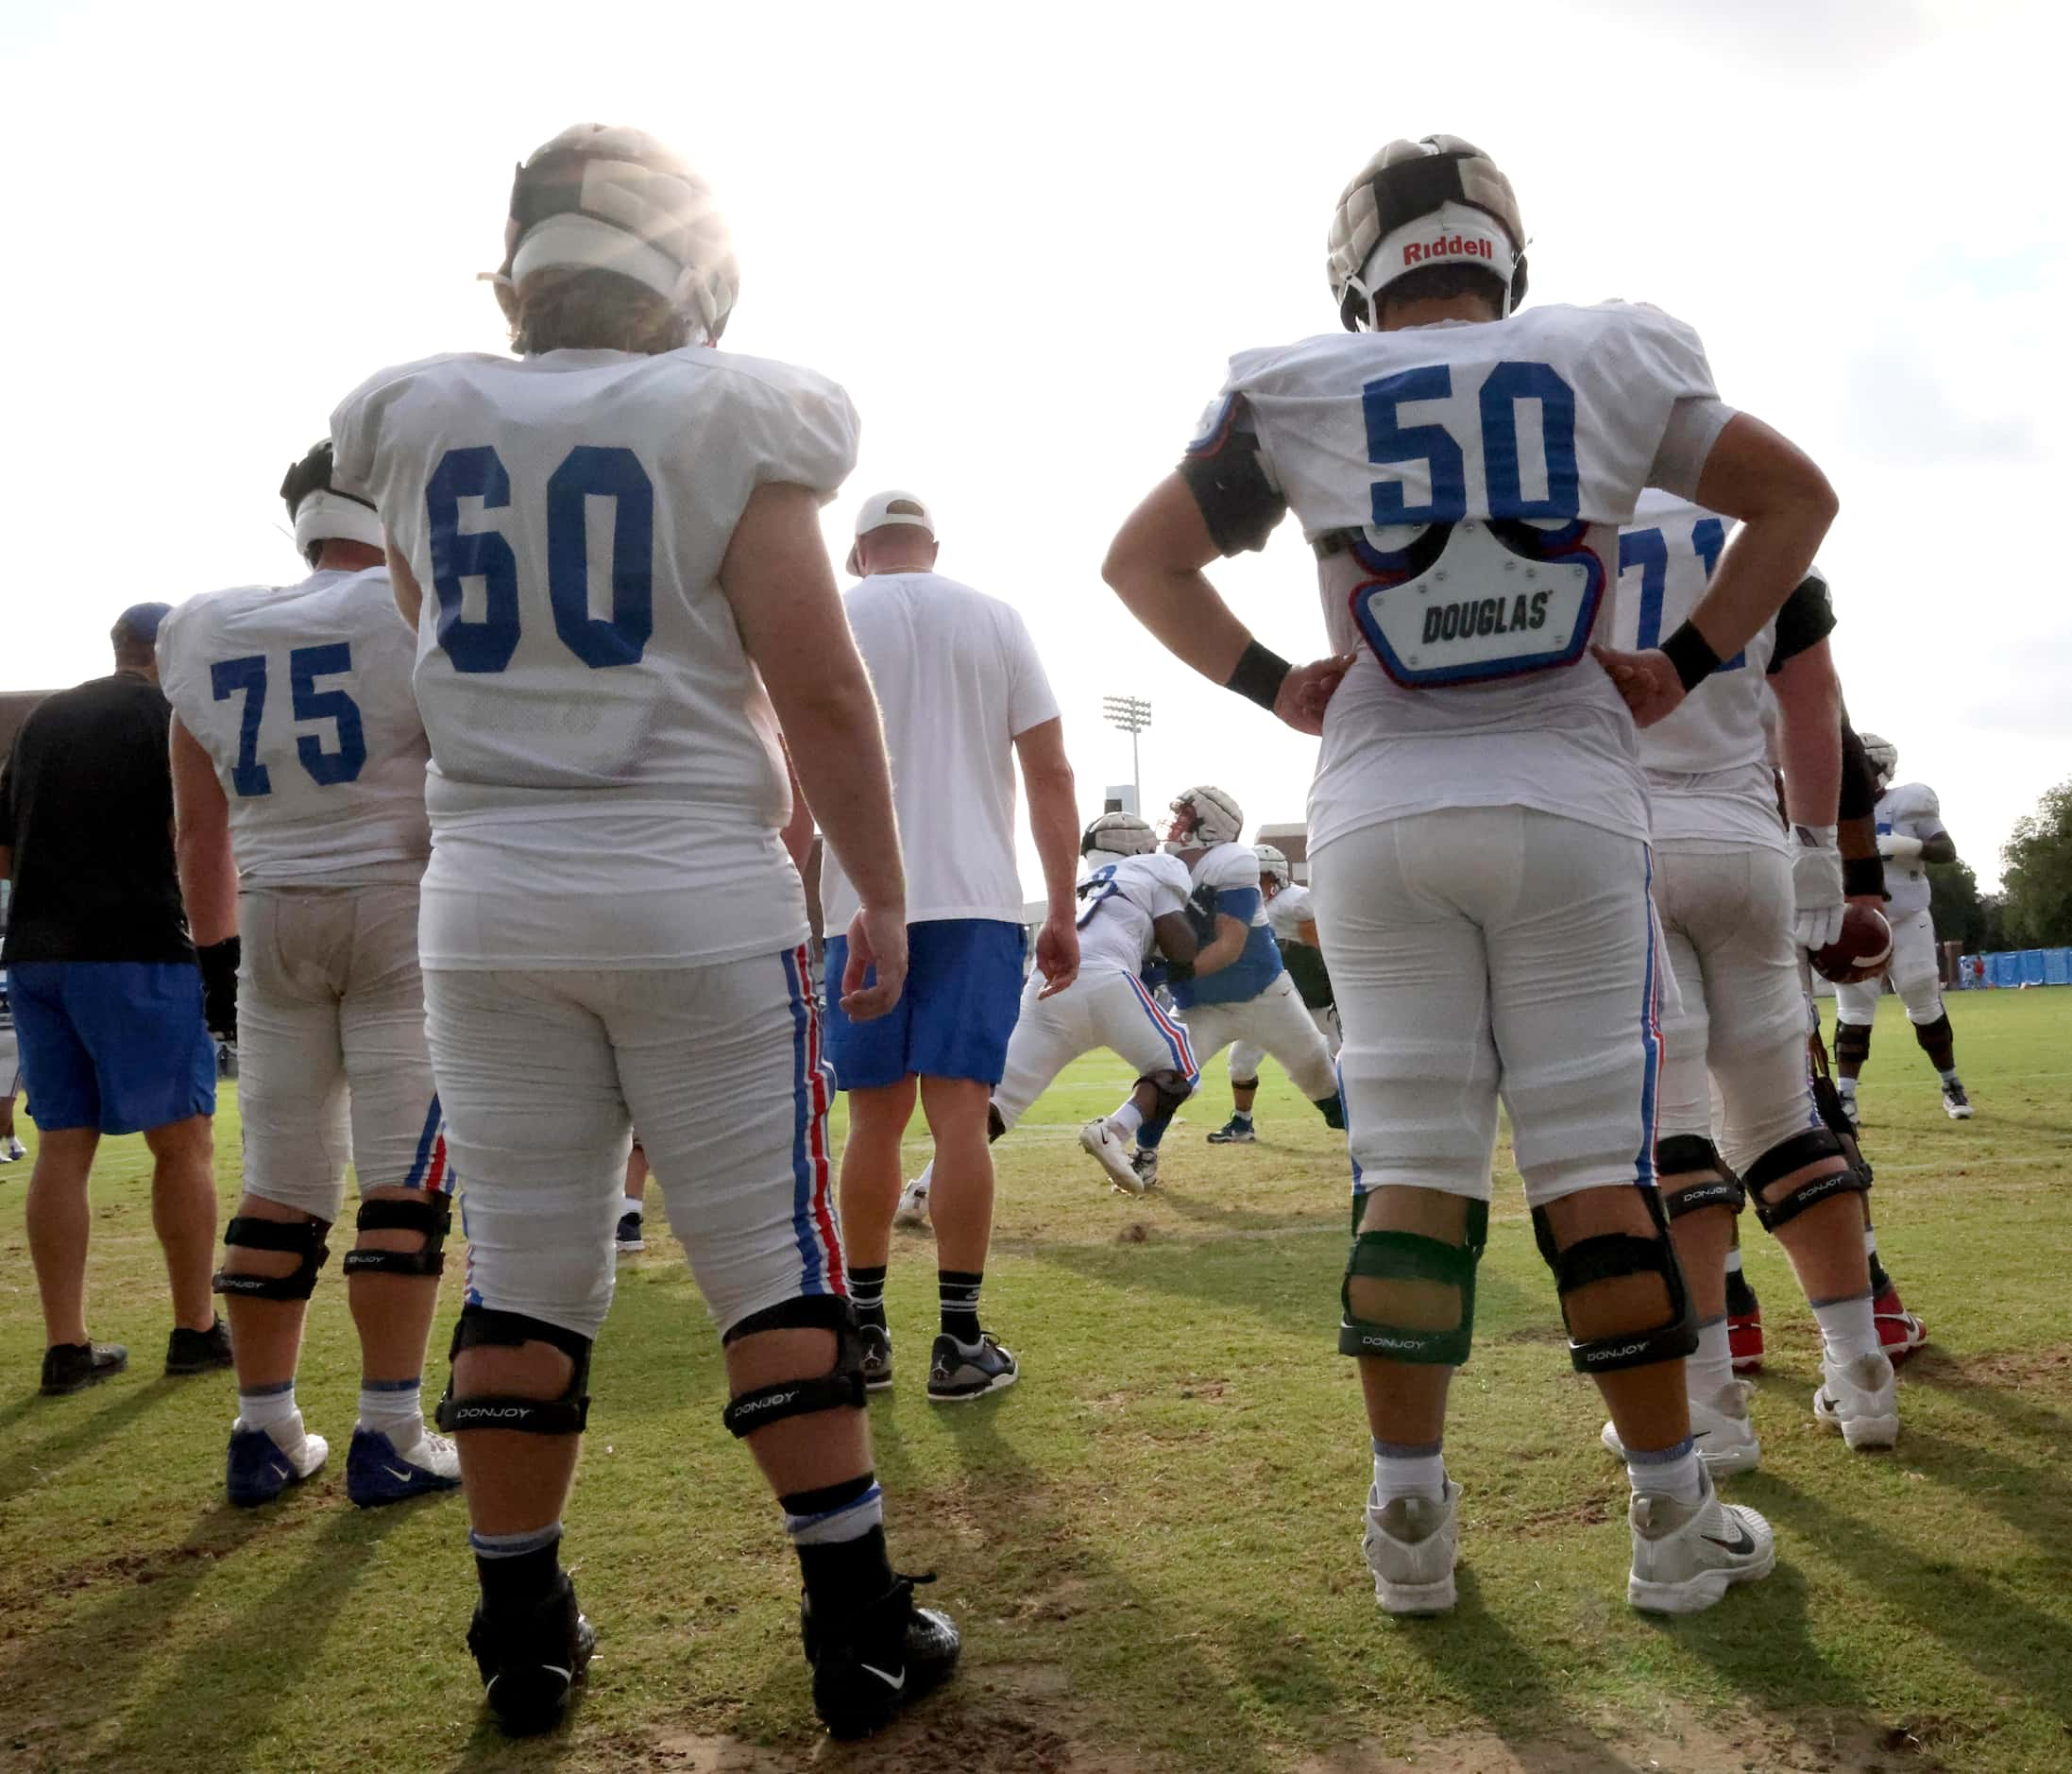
[1102,694,1152,812]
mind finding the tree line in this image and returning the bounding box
[1931,776,2072,951]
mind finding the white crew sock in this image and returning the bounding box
[1687,1315,1735,1401]
[1370,1438,1447,1505]
[1811,1291,1879,1367]
[1626,1436,1705,1504]
[620,1193,642,1218]
[237,1380,298,1432]
[1108,1100,1146,1138]
[358,1376,425,1441]
[1837,1076,1859,1100]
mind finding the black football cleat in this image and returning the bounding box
[467,1573,596,1735]
[802,1573,960,1739]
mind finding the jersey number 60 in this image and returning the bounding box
[425,444,654,674]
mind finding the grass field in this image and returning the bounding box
[2,989,2069,1773]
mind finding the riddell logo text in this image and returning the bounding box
[1403,235,1494,267]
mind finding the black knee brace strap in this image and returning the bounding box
[1655,1136,1745,1220]
[1834,1020,1873,1067]
[1140,1068,1194,1120]
[213,1216,331,1302]
[433,1305,592,1436]
[341,1192,451,1279]
[1338,1200,1488,1366]
[720,1294,865,1438]
[988,1102,1008,1142]
[1807,1065,1873,1186]
[1533,1191,1698,1375]
[1746,1128,1863,1233]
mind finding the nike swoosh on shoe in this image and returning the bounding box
[383,1465,416,1483]
[858,1663,907,1692]
[1702,1526,1757,1556]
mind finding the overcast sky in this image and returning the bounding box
[4,0,2062,889]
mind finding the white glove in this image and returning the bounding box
[1791,824,1845,951]
[1877,831,1926,865]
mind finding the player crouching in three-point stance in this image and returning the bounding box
[1105,135,1838,1613]
[159,443,462,1510]
[1208,843,1339,1145]
[329,125,955,1737]
[1835,735,1973,1122]
[1112,787,1342,1189]
[900,813,1204,1210]
[1597,495,1896,1475]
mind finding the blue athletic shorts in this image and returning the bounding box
[8,961,217,1135]
[823,918,1027,1090]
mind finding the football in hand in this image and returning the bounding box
[1811,903,1894,984]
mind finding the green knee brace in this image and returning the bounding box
[1337,1199,1488,1366]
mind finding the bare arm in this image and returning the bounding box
[171,714,239,947]
[1596,415,1839,725]
[1013,717,1079,998]
[1770,638,1842,830]
[1296,917,1321,948]
[1150,911,1198,966]
[721,483,905,1018]
[1192,913,1250,978]
[1104,476,1351,735]
[388,545,425,632]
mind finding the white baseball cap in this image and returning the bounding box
[847,489,935,575]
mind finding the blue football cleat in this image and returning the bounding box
[347,1424,463,1508]
[227,1416,329,1507]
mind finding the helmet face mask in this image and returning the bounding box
[1163,786,1244,851]
[1860,732,1899,791]
[1253,844,1290,890]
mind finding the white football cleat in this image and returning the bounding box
[1941,1079,1974,1119]
[1363,1478,1460,1614]
[1813,1349,1900,1449]
[0,1134,26,1164]
[892,1176,931,1228]
[1079,1118,1144,1193]
[1627,1467,1775,1614]
[1601,1381,1760,1477]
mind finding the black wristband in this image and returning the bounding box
[1842,857,1887,899]
[1163,957,1196,983]
[1226,639,1291,711]
[1659,621,1723,692]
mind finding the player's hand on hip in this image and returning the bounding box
[1274,653,1355,736]
[840,905,908,1022]
[1033,913,1079,999]
[1589,643,1686,727]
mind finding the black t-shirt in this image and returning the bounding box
[0,673,194,964]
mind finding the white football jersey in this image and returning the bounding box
[1265,883,1316,944]
[1877,782,1945,916]
[1075,850,1193,977]
[331,345,858,967]
[1200,301,1725,852]
[1614,492,1790,849]
[157,567,430,886]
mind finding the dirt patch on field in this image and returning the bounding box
[1911,1341,2072,1393]
[1298,1704,1948,1772]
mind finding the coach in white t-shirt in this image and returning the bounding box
[821,492,1079,1404]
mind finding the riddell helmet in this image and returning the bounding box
[1860,732,1899,789]
[1327,135,1527,331]
[280,440,382,565]
[494,124,739,345]
[1253,844,1290,887]
[1082,812,1158,858]
[1164,786,1244,850]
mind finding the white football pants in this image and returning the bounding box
[992,966,1197,1129]
[1174,971,1338,1104]
[1835,905,1945,1025]
[1229,1003,1340,1086]
[1313,807,1660,1208]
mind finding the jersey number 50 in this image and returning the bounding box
[1365,361,1578,525]
[426,445,654,674]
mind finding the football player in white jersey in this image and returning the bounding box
[328,125,954,1739]
[1595,491,1898,1474]
[1208,843,1340,1145]
[159,442,464,1511]
[1834,737,1973,1120]
[1104,136,1839,1615]
[1121,788,1343,1188]
[896,814,1203,1215]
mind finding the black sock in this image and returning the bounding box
[1868,1250,1893,1295]
[849,1264,889,1332]
[939,1269,983,1343]
[794,1521,895,1622]
[1724,1269,1759,1317]
[473,1538,562,1609]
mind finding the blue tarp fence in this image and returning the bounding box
[1959,948,2072,987]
